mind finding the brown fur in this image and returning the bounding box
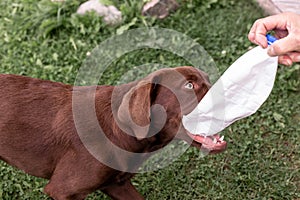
[0,66,212,200]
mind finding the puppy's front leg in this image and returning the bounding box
[102,180,144,200]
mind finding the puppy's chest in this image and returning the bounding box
[115,172,135,183]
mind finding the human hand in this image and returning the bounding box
[248,12,300,66]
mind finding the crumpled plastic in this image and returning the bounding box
[182,46,278,136]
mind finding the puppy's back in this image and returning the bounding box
[0,74,73,178]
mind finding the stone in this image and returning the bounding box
[142,0,179,19]
[76,0,122,25]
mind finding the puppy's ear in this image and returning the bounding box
[118,75,160,140]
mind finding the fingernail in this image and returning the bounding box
[282,60,292,66]
[267,47,275,56]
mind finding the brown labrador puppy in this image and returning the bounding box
[0,66,226,200]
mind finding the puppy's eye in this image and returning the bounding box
[184,82,194,89]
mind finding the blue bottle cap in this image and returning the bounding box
[266,34,277,45]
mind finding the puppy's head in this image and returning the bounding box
[117,66,226,154]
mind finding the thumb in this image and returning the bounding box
[268,35,300,56]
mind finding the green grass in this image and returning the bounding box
[0,0,299,199]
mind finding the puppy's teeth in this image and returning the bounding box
[219,135,224,141]
[213,138,217,144]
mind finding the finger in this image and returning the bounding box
[248,14,289,48]
[288,52,300,63]
[278,55,293,66]
[248,22,258,43]
[274,30,288,39]
[268,35,300,56]
[248,19,268,48]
